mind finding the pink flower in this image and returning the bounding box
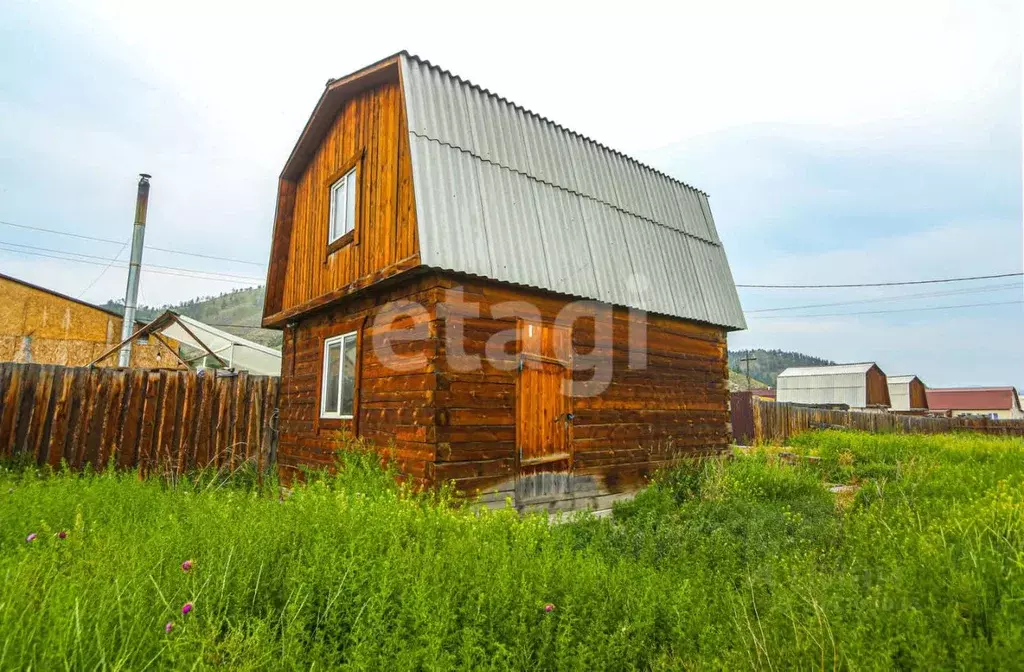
[26,533,37,543]
[181,602,193,615]
[544,603,555,613]
[58,531,67,540]
[181,559,193,572]
[165,622,174,634]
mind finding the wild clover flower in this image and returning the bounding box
[181,602,193,615]
[165,622,174,634]
[544,603,555,613]
[181,559,193,572]
[26,533,36,543]
[58,531,67,540]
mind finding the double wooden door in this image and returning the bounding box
[515,320,573,502]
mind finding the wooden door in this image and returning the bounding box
[515,320,572,502]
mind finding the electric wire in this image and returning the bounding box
[0,219,266,267]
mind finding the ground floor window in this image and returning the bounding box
[321,331,357,418]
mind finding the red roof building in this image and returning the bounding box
[925,387,1023,420]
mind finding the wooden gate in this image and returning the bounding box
[515,321,573,503]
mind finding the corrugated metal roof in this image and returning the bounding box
[400,53,745,330]
[886,374,920,385]
[777,363,877,378]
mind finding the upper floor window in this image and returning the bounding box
[321,331,357,419]
[328,167,357,244]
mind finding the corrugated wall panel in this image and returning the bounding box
[777,373,868,407]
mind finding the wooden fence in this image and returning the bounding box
[0,363,280,474]
[735,395,1024,444]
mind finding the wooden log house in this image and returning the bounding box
[262,52,746,510]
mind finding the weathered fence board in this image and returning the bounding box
[736,395,1024,444]
[0,363,280,473]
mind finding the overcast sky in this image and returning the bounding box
[1,0,1021,387]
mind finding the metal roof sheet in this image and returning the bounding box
[400,53,745,330]
[777,363,877,378]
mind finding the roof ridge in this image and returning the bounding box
[407,131,721,248]
[401,52,710,199]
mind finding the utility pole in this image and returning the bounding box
[740,352,757,390]
[118,174,151,367]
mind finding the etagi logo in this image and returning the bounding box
[370,274,652,398]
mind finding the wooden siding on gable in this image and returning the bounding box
[865,366,891,407]
[269,78,419,321]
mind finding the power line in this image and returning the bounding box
[0,245,263,285]
[745,282,1021,313]
[78,239,130,299]
[0,219,267,267]
[746,299,1023,320]
[737,272,1023,289]
[0,240,265,282]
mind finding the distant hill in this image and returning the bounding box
[101,286,281,349]
[727,349,835,387]
[727,368,771,392]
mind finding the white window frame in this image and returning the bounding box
[328,167,357,244]
[320,330,357,419]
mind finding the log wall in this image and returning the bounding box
[277,271,732,500]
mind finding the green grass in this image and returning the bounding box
[2,432,1023,669]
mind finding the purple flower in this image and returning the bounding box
[181,559,193,572]
[165,622,174,634]
[181,602,193,615]
[58,531,67,540]
[544,603,555,613]
[26,533,37,543]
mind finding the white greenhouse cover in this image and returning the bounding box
[161,314,281,376]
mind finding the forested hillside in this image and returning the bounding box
[101,286,281,348]
[727,349,835,386]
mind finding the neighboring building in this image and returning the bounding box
[776,363,890,408]
[925,387,1023,420]
[0,272,181,368]
[261,52,746,510]
[752,388,776,401]
[887,374,928,411]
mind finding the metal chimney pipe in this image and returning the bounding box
[118,173,151,367]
